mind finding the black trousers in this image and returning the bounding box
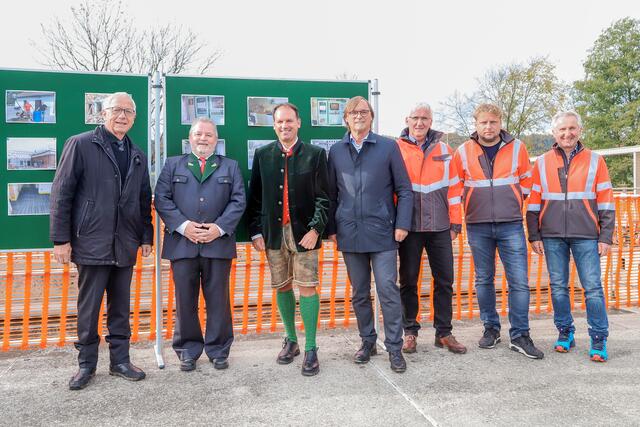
[75,264,133,369]
[398,230,454,338]
[171,257,233,361]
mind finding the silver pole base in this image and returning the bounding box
[154,343,165,369]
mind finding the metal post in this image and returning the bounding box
[152,71,165,369]
[370,79,385,350]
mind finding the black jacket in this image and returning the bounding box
[49,126,153,266]
[246,140,329,251]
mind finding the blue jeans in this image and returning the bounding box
[466,222,530,339]
[542,238,609,338]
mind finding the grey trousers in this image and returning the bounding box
[342,250,403,352]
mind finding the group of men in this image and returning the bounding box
[49,92,614,391]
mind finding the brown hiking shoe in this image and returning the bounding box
[435,334,467,354]
[402,335,417,353]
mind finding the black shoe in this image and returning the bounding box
[510,334,545,359]
[301,347,320,376]
[68,367,96,390]
[212,358,229,370]
[354,341,377,364]
[389,351,407,373]
[180,358,196,372]
[109,362,146,381]
[478,328,501,349]
[277,338,300,365]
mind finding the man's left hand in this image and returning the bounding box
[141,244,152,257]
[395,229,408,242]
[598,242,611,256]
[194,223,221,243]
[299,229,319,250]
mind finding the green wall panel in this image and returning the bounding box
[164,75,369,241]
[0,69,148,250]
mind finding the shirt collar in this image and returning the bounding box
[349,132,370,146]
[279,138,299,153]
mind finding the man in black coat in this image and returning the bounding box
[326,96,413,373]
[246,103,329,376]
[50,92,153,390]
[155,118,245,372]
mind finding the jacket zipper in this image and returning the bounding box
[99,144,123,265]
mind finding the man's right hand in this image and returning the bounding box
[531,240,544,256]
[252,236,266,252]
[53,243,72,264]
[184,221,203,244]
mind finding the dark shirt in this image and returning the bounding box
[481,141,501,163]
[102,126,130,188]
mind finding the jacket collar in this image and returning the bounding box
[552,140,584,156]
[398,127,444,147]
[470,129,515,145]
[341,131,377,144]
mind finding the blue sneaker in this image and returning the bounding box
[589,336,608,362]
[554,329,575,353]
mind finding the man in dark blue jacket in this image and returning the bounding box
[155,118,245,372]
[326,96,413,373]
[50,92,153,390]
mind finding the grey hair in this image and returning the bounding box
[104,92,136,111]
[408,102,433,117]
[189,117,218,136]
[551,110,582,129]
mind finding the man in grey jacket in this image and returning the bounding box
[326,96,413,373]
[50,92,153,390]
[155,118,245,372]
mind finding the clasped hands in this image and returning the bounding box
[184,221,221,244]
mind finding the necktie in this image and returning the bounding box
[199,157,206,174]
[116,139,125,152]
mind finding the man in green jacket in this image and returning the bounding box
[247,103,330,376]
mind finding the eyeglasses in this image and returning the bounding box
[348,110,370,118]
[409,116,432,122]
[107,107,136,117]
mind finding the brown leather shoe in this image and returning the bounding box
[402,335,417,353]
[435,334,467,354]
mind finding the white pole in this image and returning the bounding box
[370,79,385,351]
[152,71,165,369]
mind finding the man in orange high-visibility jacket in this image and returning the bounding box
[453,103,544,360]
[395,103,467,355]
[527,110,614,363]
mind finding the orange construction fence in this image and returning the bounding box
[1,194,639,351]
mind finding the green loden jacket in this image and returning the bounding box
[246,139,329,251]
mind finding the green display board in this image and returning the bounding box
[164,75,369,241]
[0,68,148,250]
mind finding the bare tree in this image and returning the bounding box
[33,0,222,74]
[335,72,360,80]
[440,57,570,138]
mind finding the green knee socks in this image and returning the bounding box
[277,289,298,343]
[299,293,320,351]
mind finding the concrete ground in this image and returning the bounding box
[1,309,639,427]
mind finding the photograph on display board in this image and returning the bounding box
[247,96,288,127]
[7,182,52,216]
[181,95,225,125]
[7,137,57,170]
[247,140,273,169]
[5,90,56,123]
[84,92,111,124]
[310,97,348,126]
[181,139,226,156]
[310,139,340,158]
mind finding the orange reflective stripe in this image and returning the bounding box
[329,244,338,328]
[242,245,252,335]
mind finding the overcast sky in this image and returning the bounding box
[2,0,639,135]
